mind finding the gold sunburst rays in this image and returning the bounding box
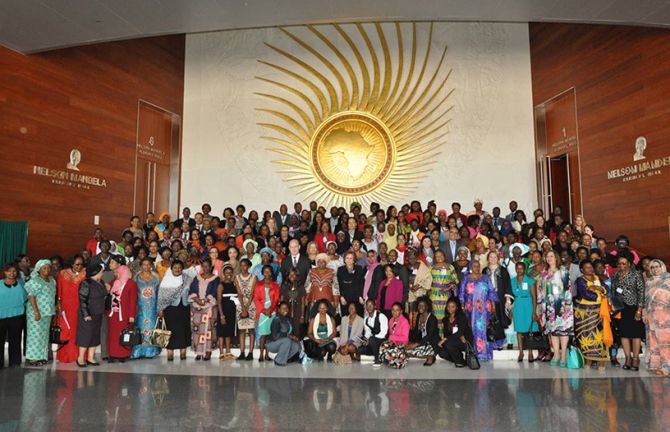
[255,22,452,208]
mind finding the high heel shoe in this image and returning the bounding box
[632,356,640,371]
[237,352,246,361]
[517,353,524,363]
[76,360,87,368]
[622,356,631,370]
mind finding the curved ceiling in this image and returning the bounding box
[2,0,670,53]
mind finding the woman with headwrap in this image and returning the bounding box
[56,254,86,364]
[189,258,219,361]
[305,253,340,316]
[644,259,670,375]
[384,222,398,251]
[158,260,192,361]
[75,263,107,367]
[24,259,57,366]
[131,258,161,359]
[459,260,499,361]
[107,264,138,362]
[429,250,459,338]
[335,231,351,256]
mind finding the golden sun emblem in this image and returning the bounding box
[256,23,452,207]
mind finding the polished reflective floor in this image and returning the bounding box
[1,366,669,431]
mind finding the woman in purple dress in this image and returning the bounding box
[459,260,499,361]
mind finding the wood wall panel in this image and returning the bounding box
[530,23,670,261]
[0,35,184,260]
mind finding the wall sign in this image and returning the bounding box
[607,137,670,182]
[32,149,108,189]
[137,135,166,162]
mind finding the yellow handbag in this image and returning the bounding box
[150,317,172,348]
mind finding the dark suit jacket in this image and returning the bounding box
[273,211,291,228]
[442,239,465,264]
[280,254,312,286]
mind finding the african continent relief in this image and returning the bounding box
[256,23,453,207]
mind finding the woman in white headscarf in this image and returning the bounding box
[158,260,192,361]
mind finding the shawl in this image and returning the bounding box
[109,265,132,319]
[384,223,398,250]
[157,269,187,312]
[363,254,380,299]
[312,313,334,338]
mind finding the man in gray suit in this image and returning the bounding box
[273,204,290,228]
[442,227,465,264]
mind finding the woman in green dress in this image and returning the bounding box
[511,261,538,362]
[25,259,58,366]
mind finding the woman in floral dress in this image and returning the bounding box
[540,250,573,367]
[459,260,499,361]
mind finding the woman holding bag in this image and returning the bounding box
[189,258,219,361]
[131,258,161,359]
[511,261,539,362]
[107,265,137,363]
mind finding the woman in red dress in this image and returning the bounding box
[56,255,86,363]
[107,265,137,362]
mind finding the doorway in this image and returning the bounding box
[545,154,571,221]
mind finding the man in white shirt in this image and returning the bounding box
[357,299,388,366]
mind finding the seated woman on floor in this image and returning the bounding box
[266,302,302,366]
[379,302,410,368]
[304,299,337,362]
[437,297,473,367]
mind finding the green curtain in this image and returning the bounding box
[0,221,28,267]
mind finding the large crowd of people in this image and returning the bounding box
[1,199,669,373]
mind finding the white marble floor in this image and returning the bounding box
[38,349,655,380]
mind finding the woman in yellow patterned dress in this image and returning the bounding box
[574,261,610,369]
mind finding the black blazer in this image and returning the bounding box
[337,265,365,302]
[442,311,473,344]
[484,266,512,328]
[410,313,439,349]
[78,279,108,318]
[280,254,312,286]
[365,265,386,301]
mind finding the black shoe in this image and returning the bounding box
[423,356,435,366]
[237,352,246,361]
[86,361,100,366]
[195,355,202,361]
[455,363,466,368]
[76,360,87,368]
[274,360,286,367]
[246,352,253,361]
[119,358,126,363]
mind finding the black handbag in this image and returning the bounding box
[49,324,68,345]
[486,315,505,342]
[465,341,480,370]
[119,326,141,347]
[522,322,549,351]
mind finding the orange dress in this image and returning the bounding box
[56,269,86,363]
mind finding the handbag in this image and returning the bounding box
[567,344,585,369]
[465,341,480,370]
[49,323,68,345]
[609,292,625,314]
[119,326,141,347]
[522,322,549,351]
[150,317,172,348]
[486,315,506,342]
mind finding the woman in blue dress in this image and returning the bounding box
[511,261,538,362]
[459,260,499,361]
[131,259,161,359]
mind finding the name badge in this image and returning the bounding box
[552,285,561,296]
[452,326,459,334]
[522,283,528,291]
[616,288,623,294]
[412,269,417,275]
[441,269,447,276]
[594,280,601,286]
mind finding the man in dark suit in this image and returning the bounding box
[273,204,291,228]
[174,207,196,229]
[280,239,312,286]
[442,227,465,264]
